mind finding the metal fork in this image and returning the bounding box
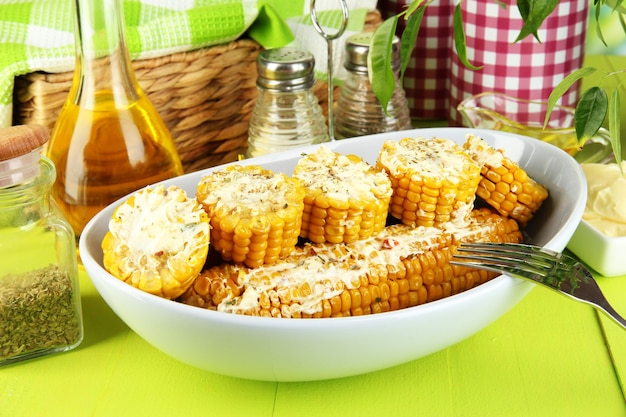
[452,242,626,330]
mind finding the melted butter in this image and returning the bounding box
[108,185,209,270]
[581,161,626,237]
[463,133,504,168]
[294,145,392,203]
[377,137,476,181]
[217,216,497,317]
[198,167,296,216]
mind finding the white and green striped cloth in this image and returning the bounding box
[0,0,377,128]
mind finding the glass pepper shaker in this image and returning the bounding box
[246,47,330,158]
[334,32,412,139]
[0,125,83,366]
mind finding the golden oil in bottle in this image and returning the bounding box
[47,0,183,238]
[47,90,183,236]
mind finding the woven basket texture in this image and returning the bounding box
[12,10,382,173]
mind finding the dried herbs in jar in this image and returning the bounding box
[1,266,82,361]
[0,125,83,365]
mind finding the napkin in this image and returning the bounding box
[0,0,259,128]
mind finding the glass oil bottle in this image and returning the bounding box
[46,0,183,238]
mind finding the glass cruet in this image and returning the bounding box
[0,124,83,366]
[46,0,183,238]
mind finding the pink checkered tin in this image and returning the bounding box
[379,0,589,124]
[380,0,454,120]
[448,0,589,125]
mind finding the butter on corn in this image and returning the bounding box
[376,137,482,228]
[196,165,305,268]
[102,185,210,299]
[181,208,522,318]
[463,134,548,226]
[293,146,392,244]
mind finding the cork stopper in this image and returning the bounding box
[0,125,50,188]
[0,125,49,162]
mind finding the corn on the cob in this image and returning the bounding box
[196,164,305,268]
[376,137,482,228]
[181,208,522,318]
[293,145,392,244]
[102,185,210,299]
[463,134,548,226]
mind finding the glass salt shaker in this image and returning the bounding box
[0,125,83,366]
[334,32,412,139]
[247,47,330,158]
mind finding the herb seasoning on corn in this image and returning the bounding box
[463,134,548,226]
[376,137,482,227]
[293,146,392,244]
[102,184,210,299]
[182,208,522,318]
[196,165,305,268]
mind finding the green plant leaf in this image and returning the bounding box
[618,8,626,35]
[609,89,623,172]
[544,67,598,127]
[399,3,428,83]
[575,87,608,145]
[369,16,399,113]
[606,0,626,13]
[405,0,427,15]
[594,1,609,46]
[453,4,482,70]
[515,0,560,42]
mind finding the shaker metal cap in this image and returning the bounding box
[256,47,316,90]
[343,32,401,73]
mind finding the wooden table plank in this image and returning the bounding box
[272,286,625,417]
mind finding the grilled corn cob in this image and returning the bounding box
[102,185,210,299]
[376,137,482,228]
[181,208,522,318]
[463,134,548,226]
[293,145,392,244]
[196,164,305,268]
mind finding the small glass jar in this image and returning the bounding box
[334,32,412,139]
[247,47,330,158]
[0,125,83,366]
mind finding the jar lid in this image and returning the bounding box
[256,47,316,91]
[0,125,49,161]
[0,125,49,188]
[343,32,401,73]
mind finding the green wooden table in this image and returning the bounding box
[1,263,624,417]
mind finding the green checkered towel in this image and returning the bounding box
[0,0,259,128]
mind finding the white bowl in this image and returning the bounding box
[79,127,586,381]
[568,220,626,277]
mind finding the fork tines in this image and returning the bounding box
[451,242,556,277]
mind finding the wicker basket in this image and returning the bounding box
[12,10,382,173]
